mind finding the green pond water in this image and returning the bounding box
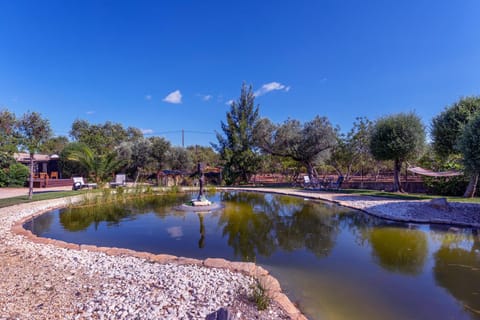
[25,191,480,320]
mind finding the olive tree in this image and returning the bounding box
[457,112,480,196]
[327,117,374,179]
[16,111,52,199]
[255,116,338,183]
[431,96,480,197]
[370,112,425,192]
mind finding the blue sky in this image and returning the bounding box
[1,1,479,146]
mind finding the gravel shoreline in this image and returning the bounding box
[1,197,300,320]
[2,188,478,320]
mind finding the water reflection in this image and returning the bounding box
[218,192,342,261]
[59,194,188,232]
[434,230,480,317]
[368,227,428,275]
[26,191,480,320]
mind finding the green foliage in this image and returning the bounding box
[167,146,193,171]
[370,112,425,192]
[458,112,480,174]
[149,136,171,169]
[4,163,29,186]
[0,109,18,154]
[432,96,480,158]
[418,149,469,196]
[16,111,52,199]
[255,115,337,181]
[66,143,125,183]
[186,145,220,167]
[250,280,270,311]
[214,83,261,184]
[370,113,425,162]
[0,154,29,187]
[39,136,69,155]
[16,111,52,154]
[70,119,142,155]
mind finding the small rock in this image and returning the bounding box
[429,198,450,211]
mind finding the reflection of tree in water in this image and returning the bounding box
[433,230,480,317]
[274,202,340,257]
[59,194,188,232]
[219,201,276,262]
[218,192,342,261]
[27,212,54,235]
[368,227,428,275]
[60,204,133,231]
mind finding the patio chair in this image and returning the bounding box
[326,176,344,190]
[110,174,127,188]
[72,177,97,190]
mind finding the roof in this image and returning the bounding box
[13,153,55,162]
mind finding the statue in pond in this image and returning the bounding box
[197,162,205,201]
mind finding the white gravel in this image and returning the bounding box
[0,197,290,320]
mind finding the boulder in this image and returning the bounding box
[429,198,450,211]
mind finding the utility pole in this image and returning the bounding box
[182,129,184,147]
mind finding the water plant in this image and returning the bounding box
[250,280,270,311]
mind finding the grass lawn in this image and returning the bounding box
[0,190,95,208]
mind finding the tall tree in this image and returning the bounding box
[0,109,18,154]
[457,112,480,197]
[255,116,338,183]
[370,112,425,192]
[328,117,374,180]
[70,119,142,155]
[149,136,171,184]
[213,83,260,184]
[39,136,69,154]
[431,96,480,197]
[166,146,193,171]
[16,111,52,199]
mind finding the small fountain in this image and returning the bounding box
[176,162,222,212]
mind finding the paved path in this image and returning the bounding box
[0,186,72,199]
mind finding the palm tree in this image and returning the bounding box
[66,143,124,184]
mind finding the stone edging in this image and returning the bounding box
[8,197,307,320]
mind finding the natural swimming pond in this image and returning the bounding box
[25,192,480,320]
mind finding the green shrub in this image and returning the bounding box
[0,169,7,187]
[8,163,29,186]
[422,176,471,196]
[0,163,29,187]
[250,280,270,311]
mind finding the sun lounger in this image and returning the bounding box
[109,174,126,188]
[72,177,97,190]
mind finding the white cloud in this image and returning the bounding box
[254,82,291,97]
[141,128,154,135]
[225,99,234,106]
[202,94,212,101]
[163,90,182,104]
[145,95,152,101]
[86,111,95,115]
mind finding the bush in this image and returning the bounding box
[0,163,29,187]
[422,176,471,197]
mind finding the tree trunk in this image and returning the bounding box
[134,168,141,186]
[28,153,34,200]
[306,163,315,184]
[393,159,404,193]
[463,172,479,198]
